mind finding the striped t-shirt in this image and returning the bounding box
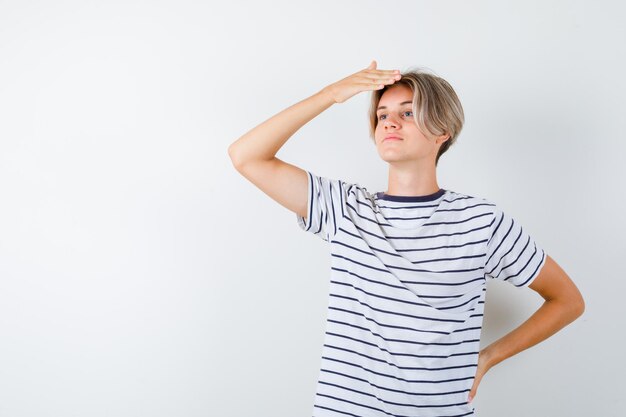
[295,170,547,417]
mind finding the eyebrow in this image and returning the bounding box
[376,101,413,111]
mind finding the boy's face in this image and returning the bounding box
[374,84,444,166]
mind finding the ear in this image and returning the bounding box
[436,133,451,145]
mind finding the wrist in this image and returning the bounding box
[319,85,338,104]
[481,345,499,370]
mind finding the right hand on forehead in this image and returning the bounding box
[324,60,401,104]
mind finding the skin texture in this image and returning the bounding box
[374,84,584,402]
[229,60,586,405]
[374,84,449,197]
[371,78,585,404]
[468,255,585,402]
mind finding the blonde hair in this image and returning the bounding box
[368,67,464,166]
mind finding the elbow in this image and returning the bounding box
[550,291,585,324]
[571,281,586,319]
[573,293,586,319]
[228,144,243,170]
[228,143,236,162]
[228,143,274,171]
[563,292,585,324]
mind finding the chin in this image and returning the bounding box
[377,154,407,164]
[377,150,431,165]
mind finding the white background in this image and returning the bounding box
[0,1,624,416]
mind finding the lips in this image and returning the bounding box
[384,136,402,141]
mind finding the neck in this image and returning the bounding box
[385,160,439,196]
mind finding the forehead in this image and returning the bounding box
[377,84,414,110]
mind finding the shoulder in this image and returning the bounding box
[443,189,498,210]
[439,190,503,230]
[340,180,375,202]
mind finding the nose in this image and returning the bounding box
[383,115,399,128]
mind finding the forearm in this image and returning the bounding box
[228,87,336,167]
[482,297,583,369]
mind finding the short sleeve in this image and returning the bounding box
[296,170,349,242]
[484,205,547,287]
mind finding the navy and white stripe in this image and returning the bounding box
[296,170,547,417]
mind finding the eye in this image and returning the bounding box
[403,110,413,117]
[378,114,387,121]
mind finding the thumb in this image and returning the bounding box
[368,59,377,69]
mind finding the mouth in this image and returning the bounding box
[383,136,402,142]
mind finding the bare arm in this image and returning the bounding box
[227,60,401,219]
[227,88,336,167]
[227,87,338,219]
[468,254,585,402]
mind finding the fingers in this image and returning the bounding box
[356,80,396,91]
[468,389,475,404]
[358,72,400,90]
[365,69,401,76]
[360,69,401,81]
[361,71,401,88]
[368,60,396,72]
[364,61,400,75]
[360,61,401,87]
[331,62,401,102]
[468,374,481,403]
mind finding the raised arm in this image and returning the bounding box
[227,60,401,219]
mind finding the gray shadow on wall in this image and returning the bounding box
[481,279,543,346]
